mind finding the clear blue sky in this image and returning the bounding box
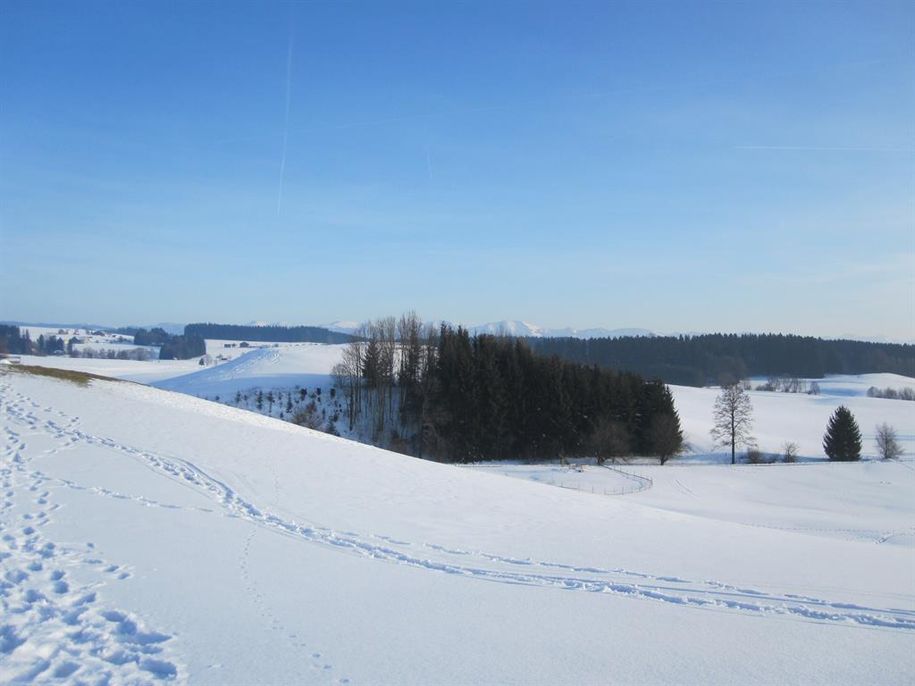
[1,0,912,339]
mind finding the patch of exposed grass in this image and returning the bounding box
[0,363,121,387]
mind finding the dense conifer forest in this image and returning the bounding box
[527,334,915,386]
[157,334,206,360]
[333,315,683,463]
[131,328,205,360]
[184,323,354,344]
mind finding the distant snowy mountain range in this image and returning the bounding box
[467,320,655,339]
[325,319,655,340]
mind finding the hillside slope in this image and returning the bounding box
[17,349,915,459]
[1,367,912,684]
[154,344,345,398]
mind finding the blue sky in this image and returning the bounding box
[1,0,912,339]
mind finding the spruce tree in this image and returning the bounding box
[823,405,862,461]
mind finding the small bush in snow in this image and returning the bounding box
[745,448,767,464]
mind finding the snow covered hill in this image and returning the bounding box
[323,321,361,336]
[154,344,347,399]
[1,364,913,684]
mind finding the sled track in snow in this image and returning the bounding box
[3,380,915,637]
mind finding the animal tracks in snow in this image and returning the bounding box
[237,525,349,682]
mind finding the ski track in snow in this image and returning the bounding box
[1,377,913,686]
[0,385,183,685]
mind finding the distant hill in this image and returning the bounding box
[1,320,118,332]
[324,320,362,335]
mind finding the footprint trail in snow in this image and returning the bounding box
[3,378,913,641]
[1,381,183,684]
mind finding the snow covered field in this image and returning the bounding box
[156,344,347,399]
[1,364,913,684]
[471,460,915,547]
[673,376,915,458]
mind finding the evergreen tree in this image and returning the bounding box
[362,338,381,388]
[647,412,684,465]
[823,406,862,461]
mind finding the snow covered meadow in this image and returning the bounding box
[1,345,913,684]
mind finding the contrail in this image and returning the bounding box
[276,26,294,216]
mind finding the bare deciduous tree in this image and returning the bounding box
[710,384,755,465]
[875,423,903,460]
[333,331,366,430]
[588,418,630,465]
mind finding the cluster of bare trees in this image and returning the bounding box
[75,347,152,361]
[867,386,915,401]
[755,376,820,395]
[332,312,437,443]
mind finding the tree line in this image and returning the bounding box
[184,323,354,345]
[132,328,205,360]
[527,333,915,386]
[867,386,915,401]
[0,326,67,356]
[333,313,683,463]
[0,325,32,354]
